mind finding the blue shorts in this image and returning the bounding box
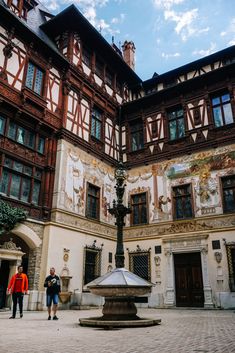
[46,293,59,307]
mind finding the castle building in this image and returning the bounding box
[0,0,235,310]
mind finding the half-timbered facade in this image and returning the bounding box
[0,0,235,310]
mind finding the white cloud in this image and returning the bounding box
[153,0,185,10]
[192,42,216,57]
[220,17,235,38]
[164,8,198,41]
[111,13,125,24]
[161,52,180,59]
[40,0,60,10]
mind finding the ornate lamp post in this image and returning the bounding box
[79,161,161,328]
[108,162,131,268]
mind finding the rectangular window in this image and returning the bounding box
[86,183,100,220]
[131,192,147,225]
[129,250,151,281]
[173,184,193,220]
[168,106,185,140]
[25,62,44,95]
[222,175,235,213]
[84,248,102,285]
[130,120,144,151]
[7,122,35,149]
[0,157,42,205]
[212,92,233,127]
[0,116,6,135]
[37,137,45,154]
[91,108,102,140]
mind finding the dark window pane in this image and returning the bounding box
[25,62,34,90]
[0,170,9,194]
[87,184,100,220]
[224,103,233,124]
[168,107,185,140]
[0,116,5,135]
[9,174,20,198]
[34,68,43,95]
[131,192,147,225]
[38,137,45,154]
[32,181,40,204]
[8,122,16,140]
[173,184,193,220]
[212,92,234,127]
[26,62,44,95]
[20,178,30,202]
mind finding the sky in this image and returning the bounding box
[40,0,235,81]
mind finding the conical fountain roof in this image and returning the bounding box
[87,267,153,288]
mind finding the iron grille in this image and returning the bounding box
[83,245,102,286]
[129,250,151,282]
[226,244,235,291]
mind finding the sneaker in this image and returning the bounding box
[48,315,51,320]
[20,314,23,318]
[53,315,58,320]
[9,316,15,319]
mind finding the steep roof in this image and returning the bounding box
[40,4,141,85]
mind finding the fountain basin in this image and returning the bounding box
[79,268,161,328]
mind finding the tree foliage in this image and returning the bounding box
[0,200,27,235]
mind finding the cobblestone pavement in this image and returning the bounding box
[0,309,235,353]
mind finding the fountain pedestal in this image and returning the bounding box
[79,268,161,328]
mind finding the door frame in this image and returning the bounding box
[174,251,204,307]
[163,234,214,308]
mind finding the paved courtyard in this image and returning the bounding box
[0,309,235,353]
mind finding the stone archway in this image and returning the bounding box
[0,224,42,310]
[12,223,41,249]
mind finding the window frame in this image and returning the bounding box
[167,106,186,141]
[83,245,102,287]
[129,120,144,152]
[221,175,235,213]
[25,61,44,96]
[90,108,103,141]
[6,120,45,154]
[172,183,194,220]
[211,91,234,128]
[130,192,148,226]
[86,182,100,220]
[128,249,151,282]
[0,156,42,205]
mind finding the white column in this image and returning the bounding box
[164,248,175,307]
[201,246,214,308]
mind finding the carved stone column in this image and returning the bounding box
[200,245,214,308]
[164,248,175,307]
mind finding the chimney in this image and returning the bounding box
[122,40,136,71]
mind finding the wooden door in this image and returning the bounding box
[174,252,204,307]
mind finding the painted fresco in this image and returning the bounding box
[57,141,116,224]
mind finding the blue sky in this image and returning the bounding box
[40,0,235,81]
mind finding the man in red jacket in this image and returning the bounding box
[7,265,28,319]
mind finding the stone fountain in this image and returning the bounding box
[79,162,161,328]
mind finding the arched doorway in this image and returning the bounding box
[0,224,41,309]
